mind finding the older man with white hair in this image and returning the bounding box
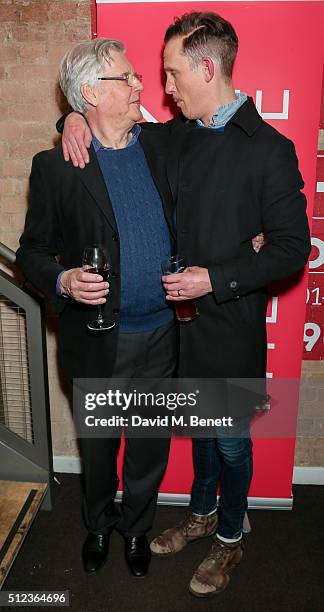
[16,38,177,578]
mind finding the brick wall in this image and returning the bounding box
[0,0,92,459]
[0,0,91,252]
[0,0,322,468]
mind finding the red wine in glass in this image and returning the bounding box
[82,246,115,332]
[161,255,199,322]
[87,267,110,282]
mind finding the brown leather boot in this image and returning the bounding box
[189,537,243,597]
[150,510,218,555]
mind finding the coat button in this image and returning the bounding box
[113,308,119,314]
[112,233,118,241]
[230,280,238,290]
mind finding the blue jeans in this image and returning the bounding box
[190,435,253,539]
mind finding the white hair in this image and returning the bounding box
[59,38,125,113]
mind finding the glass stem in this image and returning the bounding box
[97,304,104,323]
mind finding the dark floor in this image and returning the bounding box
[3,476,324,612]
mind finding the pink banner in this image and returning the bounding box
[304,148,324,360]
[96,1,324,502]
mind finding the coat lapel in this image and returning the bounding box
[76,144,118,234]
[166,119,196,205]
[140,127,176,240]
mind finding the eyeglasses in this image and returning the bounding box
[98,72,143,87]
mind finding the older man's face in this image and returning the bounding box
[97,51,143,127]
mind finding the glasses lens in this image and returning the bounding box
[127,73,142,86]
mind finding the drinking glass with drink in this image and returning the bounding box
[82,245,115,331]
[161,255,199,322]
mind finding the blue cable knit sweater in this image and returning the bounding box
[94,130,173,333]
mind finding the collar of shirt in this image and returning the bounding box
[196,92,248,129]
[92,123,142,152]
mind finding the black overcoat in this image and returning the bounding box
[16,126,175,379]
[164,98,311,378]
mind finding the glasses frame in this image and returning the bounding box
[98,73,143,87]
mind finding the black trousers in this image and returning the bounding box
[79,321,177,536]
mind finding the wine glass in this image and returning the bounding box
[161,255,199,322]
[82,245,115,332]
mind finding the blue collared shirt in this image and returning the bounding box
[92,123,142,151]
[196,92,247,130]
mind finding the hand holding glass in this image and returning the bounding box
[162,255,199,322]
[82,245,115,332]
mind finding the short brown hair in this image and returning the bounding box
[164,12,238,80]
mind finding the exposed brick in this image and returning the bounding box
[63,22,91,42]
[0,44,20,63]
[77,1,91,20]
[296,418,316,436]
[299,385,318,403]
[0,231,20,255]
[0,141,9,158]
[0,81,26,104]
[26,64,52,81]
[20,3,49,24]
[305,402,324,418]
[0,104,9,121]
[28,24,49,42]
[0,177,22,196]
[0,4,20,22]
[47,44,71,67]
[6,23,29,42]
[319,130,324,150]
[0,197,28,216]
[46,23,66,43]
[8,22,49,43]
[9,211,28,231]
[8,136,49,159]
[297,358,324,466]
[18,42,47,63]
[6,64,26,80]
[50,2,80,22]
[310,438,324,465]
[21,122,49,140]
[0,212,14,231]
[24,82,52,105]
[8,103,53,123]
[0,23,10,43]
[302,361,324,375]
[2,159,27,177]
[294,437,312,466]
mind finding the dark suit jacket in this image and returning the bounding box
[16,126,175,379]
[163,98,311,377]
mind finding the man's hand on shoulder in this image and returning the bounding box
[62,112,92,168]
[60,268,109,304]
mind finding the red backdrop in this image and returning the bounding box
[95,1,324,504]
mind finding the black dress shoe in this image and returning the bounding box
[82,533,110,573]
[124,535,151,577]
